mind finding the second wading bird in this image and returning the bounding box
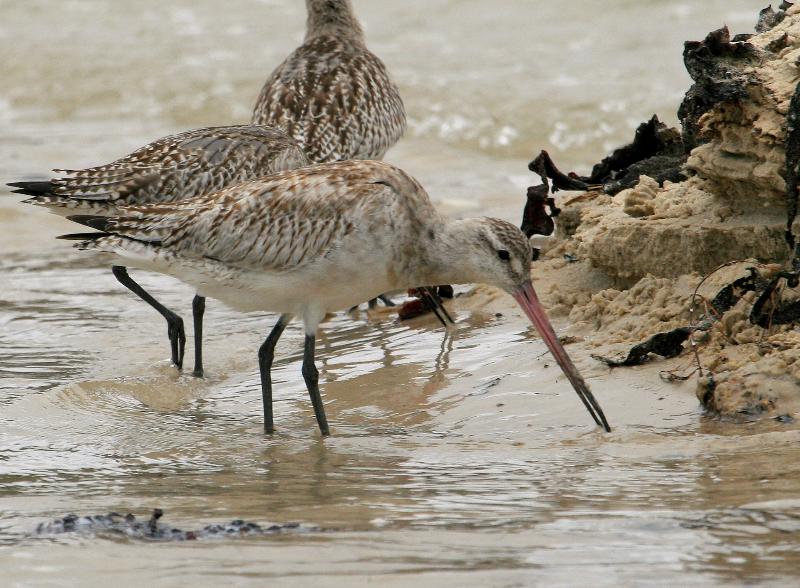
[9,126,309,377]
[60,160,611,436]
[252,0,405,164]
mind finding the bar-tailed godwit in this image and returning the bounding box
[9,125,308,377]
[61,160,611,436]
[252,0,406,163]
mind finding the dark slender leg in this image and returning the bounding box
[350,294,395,312]
[302,333,330,436]
[191,295,206,378]
[111,265,186,369]
[368,295,396,307]
[258,314,292,434]
[419,286,455,328]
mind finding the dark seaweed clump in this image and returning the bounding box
[527,115,687,201]
[678,26,760,151]
[521,6,797,234]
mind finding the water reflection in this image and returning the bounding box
[2,242,800,584]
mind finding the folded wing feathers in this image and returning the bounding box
[70,167,388,270]
[61,162,427,272]
[13,125,308,209]
[163,178,355,270]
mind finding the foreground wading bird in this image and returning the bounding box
[9,126,308,377]
[59,160,611,435]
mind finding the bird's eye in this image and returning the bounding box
[497,249,511,262]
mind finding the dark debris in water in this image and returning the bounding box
[36,509,313,541]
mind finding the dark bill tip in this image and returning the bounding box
[512,280,611,432]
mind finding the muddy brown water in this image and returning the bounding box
[2,1,800,586]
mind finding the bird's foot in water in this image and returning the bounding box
[398,285,453,321]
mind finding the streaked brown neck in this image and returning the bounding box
[305,0,364,42]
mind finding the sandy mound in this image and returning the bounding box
[519,6,800,420]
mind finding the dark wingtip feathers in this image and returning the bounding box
[59,215,112,242]
[57,232,109,241]
[66,215,111,231]
[6,181,53,196]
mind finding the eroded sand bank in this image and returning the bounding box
[456,5,800,421]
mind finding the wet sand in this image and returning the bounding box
[3,1,800,586]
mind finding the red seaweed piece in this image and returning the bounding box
[521,184,556,238]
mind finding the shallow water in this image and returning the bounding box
[3,1,800,586]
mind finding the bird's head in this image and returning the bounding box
[443,217,532,294]
[441,217,611,432]
[305,0,363,40]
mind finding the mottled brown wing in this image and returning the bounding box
[252,37,406,163]
[100,162,414,272]
[30,125,309,208]
[69,161,439,274]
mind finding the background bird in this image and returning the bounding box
[60,160,611,436]
[252,0,406,164]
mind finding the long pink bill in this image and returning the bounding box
[512,280,611,432]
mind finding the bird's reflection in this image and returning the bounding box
[307,310,461,434]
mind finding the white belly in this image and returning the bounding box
[193,261,394,314]
[115,246,397,316]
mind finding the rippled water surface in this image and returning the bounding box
[3,1,800,586]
